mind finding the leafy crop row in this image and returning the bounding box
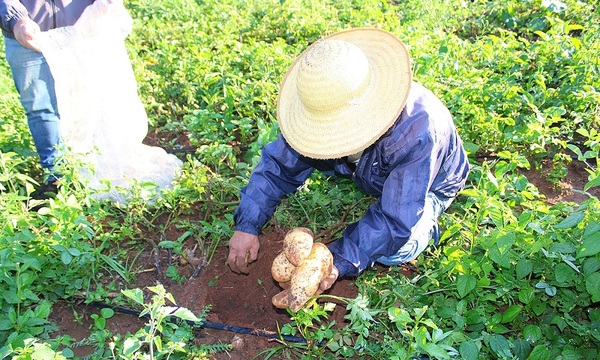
[0,0,598,359]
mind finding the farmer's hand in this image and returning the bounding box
[13,17,42,52]
[227,230,259,274]
[318,264,339,292]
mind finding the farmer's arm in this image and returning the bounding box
[0,0,29,32]
[228,134,316,273]
[328,134,438,277]
[234,134,316,235]
[0,0,42,51]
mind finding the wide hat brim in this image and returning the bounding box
[277,28,412,159]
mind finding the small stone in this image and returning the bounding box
[231,335,244,350]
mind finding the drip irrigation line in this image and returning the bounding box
[80,299,431,358]
[78,299,307,344]
[164,147,198,154]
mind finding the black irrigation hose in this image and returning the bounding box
[81,300,307,344]
[82,300,436,359]
[81,300,432,359]
[164,147,198,154]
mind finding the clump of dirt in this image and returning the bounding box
[520,159,599,204]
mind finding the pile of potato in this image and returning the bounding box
[271,228,333,312]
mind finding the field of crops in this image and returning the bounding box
[0,0,599,359]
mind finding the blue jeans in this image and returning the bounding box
[4,37,60,183]
[377,192,455,265]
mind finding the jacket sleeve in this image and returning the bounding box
[0,0,28,33]
[329,133,438,277]
[234,134,315,235]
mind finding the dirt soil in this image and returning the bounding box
[49,159,599,359]
[50,227,359,359]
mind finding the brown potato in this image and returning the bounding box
[272,228,333,311]
[271,251,296,283]
[288,243,333,312]
[272,289,290,309]
[282,227,314,266]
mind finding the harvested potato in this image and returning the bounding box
[282,227,314,266]
[288,243,333,312]
[271,289,290,309]
[271,251,295,283]
[271,229,333,312]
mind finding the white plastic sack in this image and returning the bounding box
[37,0,182,202]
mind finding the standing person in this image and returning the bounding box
[0,0,93,198]
[226,28,470,294]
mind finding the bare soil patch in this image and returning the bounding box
[50,227,358,359]
[520,159,599,204]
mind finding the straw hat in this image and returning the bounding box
[277,28,412,159]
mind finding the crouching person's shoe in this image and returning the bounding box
[29,181,59,211]
[30,181,58,207]
[31,181,59,200]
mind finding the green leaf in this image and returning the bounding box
[422,342,450,359]
[584,223,600,238]
[158,240,177,249]
[489,323,509,334]
[516,258,533,279]
[3,289,19,304]
[456,274,477,298]
[545,286,557,296]
[154,336,163,352]
[22,289,39,302]
[582,257,600,275]
[488,246,510,268]
[585,272,600,302]
[31,344,57,360]
[518,287,534,305]
[513,339,531,360]
[554,211,584,229]
[122,288,145,305]
[34,301,51,318]
[523,324,542,343]
[169,307,201,322]
[531,300,546,316]
[99,254,129,282]
[462,141,480,155]
[61,348,74,358]
[61,251,73,265]
[554,263,576,284]
[100,308,115,319]
[122,338,141,356]
[549,242,576,254]
[388,307,412,326]
[94,316,106,330]
[459,341,479,360]
[577,231,600,259]
[501,305,522,323]
[489,335,512,359]
[584,176,600,191]
[0,319,14,331]
[67,247,81,256]
[527,344,550,360]
[485,201,505,227]
[165,292,177,305]
[421,319,438,329]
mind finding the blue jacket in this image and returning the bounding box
[0,0,93,39]
[234,82,470,277]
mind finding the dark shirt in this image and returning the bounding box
[0,0,93,39]
[234,82,470,277]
